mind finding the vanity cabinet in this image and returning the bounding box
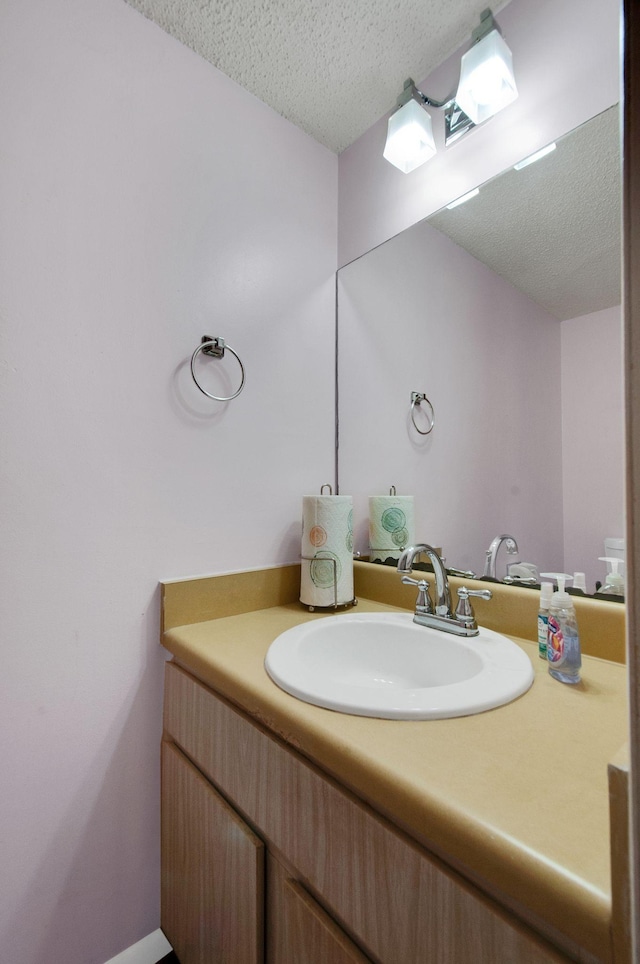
[162,661,570,964]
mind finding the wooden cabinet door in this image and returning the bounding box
[266,853,371,964]
[161,740,264,964]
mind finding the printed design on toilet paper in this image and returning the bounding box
[381,507,409,550]
[310,550,342,588]
[309,525,327,547]
[346,508,354,552]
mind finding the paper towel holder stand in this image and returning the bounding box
[190,336,246,401]
[300,554,358,612]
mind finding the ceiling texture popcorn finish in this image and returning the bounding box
[123,0,509,153]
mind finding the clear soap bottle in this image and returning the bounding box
[537,582,554,660]
[547,575,581,684]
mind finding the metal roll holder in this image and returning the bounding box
[410,391,435,435]
[300,553,358,612]
[190,336,246,401]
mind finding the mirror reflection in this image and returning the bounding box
[337,105,623,597]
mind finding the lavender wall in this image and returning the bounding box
[0,1,337,962]
[338,219,564,577]
[338,0,621,266]
[562,307,625,591]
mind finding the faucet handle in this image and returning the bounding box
[401,575,433,614]
[446,566,477,579]
[455,586,493,629]
[459,587,493,599]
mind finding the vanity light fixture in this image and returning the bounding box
[446,188,480,210]
[383,8,517,174]
[513,142,557,170]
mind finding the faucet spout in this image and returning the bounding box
[397,544,452,617]
[483,534,519,579]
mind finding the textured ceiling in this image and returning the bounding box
[429,105,621,321]
[123,0,509,153]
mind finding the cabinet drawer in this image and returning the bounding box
[164,661,567,964]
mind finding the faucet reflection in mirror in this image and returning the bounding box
[483,533,519,579]
[383,8,517,173]
[398,544,492,637]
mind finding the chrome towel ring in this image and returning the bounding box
[410,391,435,435]
[190,336,246,401]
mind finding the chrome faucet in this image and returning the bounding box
[483,534,519,580]
[397,544,492,637]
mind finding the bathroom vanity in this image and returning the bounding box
[160,563,629,963]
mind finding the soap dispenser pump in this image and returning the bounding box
[597,557,625,596]
[547,575,581,684]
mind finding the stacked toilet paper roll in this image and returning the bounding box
[301,495,354,608]
[369,495,415,563]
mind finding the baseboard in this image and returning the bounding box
[103,929,172,964]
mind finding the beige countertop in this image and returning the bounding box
[161,565,628,961]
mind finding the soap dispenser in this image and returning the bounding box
[547,575,581,684]
[597,557,625,597]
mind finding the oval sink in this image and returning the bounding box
[265,612,534,720]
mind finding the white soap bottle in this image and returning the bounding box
[547,575,582,684]
[537,582,554,660]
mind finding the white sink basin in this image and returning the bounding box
[265,612,534,720]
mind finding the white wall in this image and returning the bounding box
[338,0,621,266]
[0,2,337,962]
[338,219,564,578]
[562,306,625,590]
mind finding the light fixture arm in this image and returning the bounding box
[397,78,452,112]
[396,78,476,147]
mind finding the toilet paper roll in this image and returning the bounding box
[369,495,415,563]
[301,495,354,607]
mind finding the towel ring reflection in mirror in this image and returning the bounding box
[410,392,435,435]
[190,336,246,402]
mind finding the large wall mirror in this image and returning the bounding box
[337,104,623,595]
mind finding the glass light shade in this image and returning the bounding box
[455,29,518,125]
[383,99,437,173]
